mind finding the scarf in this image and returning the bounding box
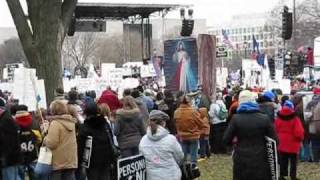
[237,102,260,113]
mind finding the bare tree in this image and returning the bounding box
[267,0,320,49]
[63,33,98,73]
[6,0,77,102]
[0,38,27,67]
[96,35,125,65]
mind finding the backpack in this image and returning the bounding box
[216,104,228,120]
[19,128,38,164]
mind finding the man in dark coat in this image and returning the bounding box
[258,91,277,122]
[223,90,277,180]
[0,99,23,179]
[77,102,114,180]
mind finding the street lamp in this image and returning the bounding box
[243,41,248,58]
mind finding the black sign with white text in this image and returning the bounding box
[118,154,146,180]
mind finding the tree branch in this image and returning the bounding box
[61,0,78,34]
[6,0,34,48]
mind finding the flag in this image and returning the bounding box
[222,29,234,48]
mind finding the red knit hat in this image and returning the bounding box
[313,87,320,95]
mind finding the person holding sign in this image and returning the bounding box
[223,90,277,180]
[77,102,114,180]
[139,110,184,180]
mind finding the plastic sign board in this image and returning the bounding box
[216,46,228,58]
[118,154,146,180]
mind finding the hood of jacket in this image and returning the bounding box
[259,101,275,108]
[237,102,260,113]
[116,108,141,120]
[277,107,296,121]
[84,115,107,129]
[147,126,169,141]
[15,111,33,128]
[51,114,76,131]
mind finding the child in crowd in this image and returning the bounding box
[275,100,304,180]
[198,107,210,160]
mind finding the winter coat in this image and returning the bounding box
[208,100,227,125]
[15,111,42,164]
[195,93,211,110]
[174,103,206,141]
[44,114,78,170]
[163,97,177,134]
[305,95,320,139]
[199,108,210,136]
[114,108,146,150]
[142,95,154,112]
[275,107,304,154]
[0,107,22,167]
[259,101,276,122]
[139,126,184,180]
[223,108,277,180]
[227,100,239,123]
[135,98,149,125]
[97,90,123,112]
[77,115,113,168]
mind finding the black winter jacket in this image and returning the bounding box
[0,107,22,167]
[259,102,276,122]
[223,111,277,180]
[77,115,113,168]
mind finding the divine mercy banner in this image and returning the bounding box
[164,38,198,92]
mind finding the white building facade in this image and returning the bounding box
[208,13,280,58]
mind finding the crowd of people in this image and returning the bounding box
[0,84,320,180]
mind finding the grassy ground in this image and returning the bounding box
[198,154,320,180]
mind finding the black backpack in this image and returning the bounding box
[19,128,38,164]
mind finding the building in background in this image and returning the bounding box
[208,13,280,59]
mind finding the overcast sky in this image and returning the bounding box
[0,0,297,27]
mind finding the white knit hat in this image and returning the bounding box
[238,90,256,104]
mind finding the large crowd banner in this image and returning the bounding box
[164,38,198,92]
[118,154,146,180]
[198,34,216,97]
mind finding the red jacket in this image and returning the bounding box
[97,90,122,112]
[275,107,304,153]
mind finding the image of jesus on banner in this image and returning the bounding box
[172,41,197,92]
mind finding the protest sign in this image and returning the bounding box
[0,82,13,92]
[118,154,146,180]
[3,63,22,81]
[140,64,156,78]
[107,68,124,91]
[101,63,116,79]
[81,136,93,168]
[265,136,279,180]
[12,67,47,111]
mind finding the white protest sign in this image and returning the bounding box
[121,78,139,89]
[280,79,291,95]
[12,67,47,111]
[0,82,13,92]
[106,68,124,91]
[140,64,157,78]
[101,63,116,79]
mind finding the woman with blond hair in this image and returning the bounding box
[44,100,78,180]
[114,96,146,158]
